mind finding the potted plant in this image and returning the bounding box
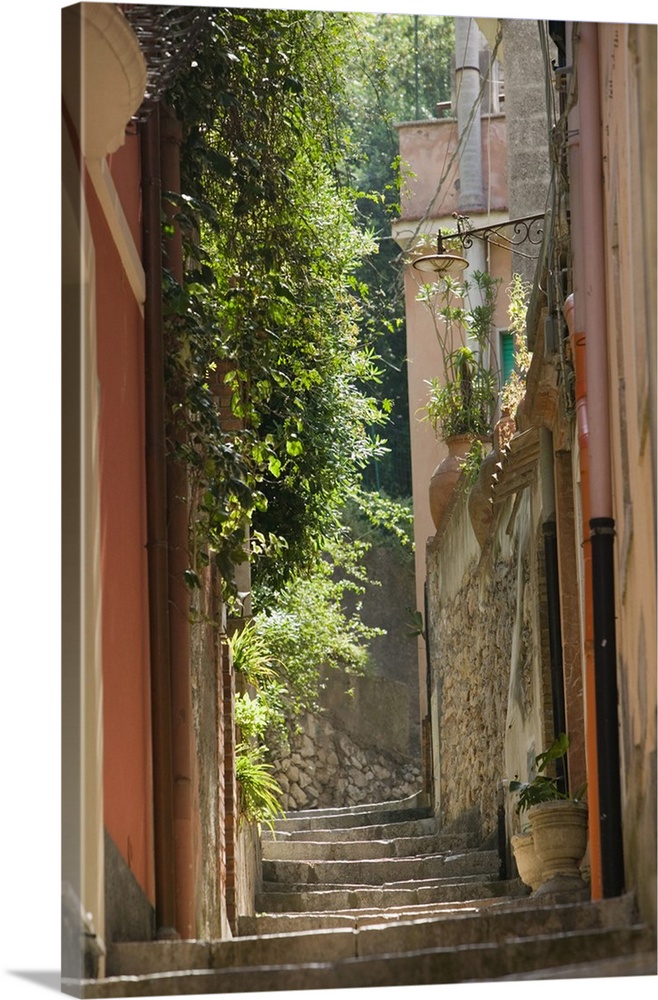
[418,271,500,529]
[509,733,588,894]
[419,270,501,441]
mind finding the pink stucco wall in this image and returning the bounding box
[397,115,508,223]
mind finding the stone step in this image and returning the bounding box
[262,815,441,843]
[270,804,433,833]
[262,850,499,887]
[255,876,525,912]
[242,887,620,935]
[239,896,512,936]
[493,951,657,979]
[286,791,427,819]
[261,832,480,862]
[260,873,500,896]
[109,895,638,977]
[70,924,654,996]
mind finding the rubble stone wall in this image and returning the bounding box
[272,537,422,813]
[272,668,421,812]
[426,479,547,843]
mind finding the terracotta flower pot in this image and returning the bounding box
[511,831,543,891]
[528,800,589,888]
[429,434,473,530]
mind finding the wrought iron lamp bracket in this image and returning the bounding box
[450,212,546,260]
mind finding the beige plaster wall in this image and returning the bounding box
[599,21,657,928]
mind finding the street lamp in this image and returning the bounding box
[412,231,469,277]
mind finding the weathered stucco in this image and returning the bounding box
[396,115,508,225]
[598,21,657,927]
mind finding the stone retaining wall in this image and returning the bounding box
[272,668,421,812]
[272,537,422,813]
[426,477,549,843]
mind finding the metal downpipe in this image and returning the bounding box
[141,108,177,937]
[539,431,568,793]
[564,294,603,899]
[572,21,624,897]
[454,17,485,213]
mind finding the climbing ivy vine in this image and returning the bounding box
[163,6,402,593]
[159,10,440,825]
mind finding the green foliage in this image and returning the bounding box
[458,438,487,490]
[339,14,455,496]
[425,348,498,439]
[500,274,533,416]
[162,8,398,591]
[343,491,414,552]
[229,618,278,687]
[405,607,425,640]
[234,742,284,830]
[418,270,501,441]
[509,734,587,814]
[252,538,384,725]
[230,527,391,778]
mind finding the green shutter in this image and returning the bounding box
[500,331,515,384]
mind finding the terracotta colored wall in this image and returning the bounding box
[85,165,155,906]
[108,133,143,254]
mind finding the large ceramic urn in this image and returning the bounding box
[528,800,589,893]
[511,831,543,892]
[429,434,472,530]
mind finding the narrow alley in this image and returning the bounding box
[56,7,657,999]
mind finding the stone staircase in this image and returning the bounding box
[66,794,656,996]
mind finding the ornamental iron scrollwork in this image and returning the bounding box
[450,213,545,260]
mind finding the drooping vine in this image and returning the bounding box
[163,7,397,592]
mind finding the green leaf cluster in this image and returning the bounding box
[419,271,501,440]
[509,733,587,814]
[234,742,284,830]
[252,537,384,723]
[163,8,403,591]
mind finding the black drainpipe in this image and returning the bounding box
[591,517,624,897]
[539,430,568,793]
